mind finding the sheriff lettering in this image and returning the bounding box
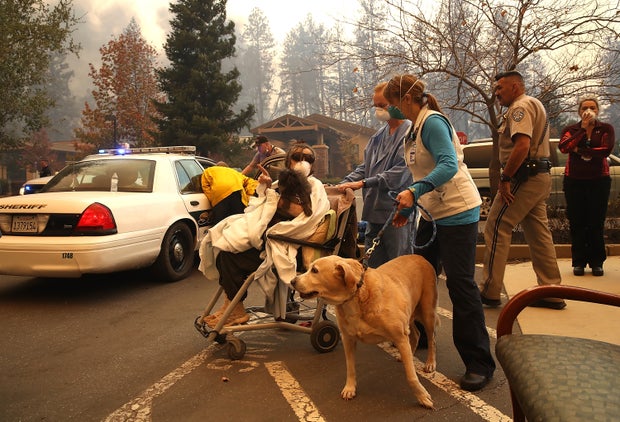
[0,204,48,210]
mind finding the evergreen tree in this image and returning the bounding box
[349,0,392,127]
[238,8,275,125]
[323,24,359,122]
[154,0,254,157]
[278,15,329,117]
[45,51,80,142]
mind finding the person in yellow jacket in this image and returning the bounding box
[201,165,259,225]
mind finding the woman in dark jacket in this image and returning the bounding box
[559,95,616,276]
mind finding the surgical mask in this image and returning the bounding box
[375,108,391,122]
[293,160,311,177]
[388,105,407,120]
[386,76,423,120]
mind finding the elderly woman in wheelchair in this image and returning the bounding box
[198,142,330,327]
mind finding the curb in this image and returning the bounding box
[475,244,620,263]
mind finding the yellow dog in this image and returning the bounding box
[291,254,437,408]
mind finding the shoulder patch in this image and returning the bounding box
[511,107,525,122]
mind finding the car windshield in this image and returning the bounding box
[41,159,156,193]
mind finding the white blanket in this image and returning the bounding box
[198,176,330,319]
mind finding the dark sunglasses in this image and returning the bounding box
[291,152,315,163]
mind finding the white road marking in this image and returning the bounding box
[104,307,504,422]
[103,345,218,422]
[437,307,497,339]
[265,361,326,422]
[377,342,511,421]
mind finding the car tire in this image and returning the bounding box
[152,222,195,282]
[479,189,492,221]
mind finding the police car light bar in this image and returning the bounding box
[97,146,196,155]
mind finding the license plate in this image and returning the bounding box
[11,215,38,233]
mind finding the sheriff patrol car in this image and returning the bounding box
[0,146,215,282]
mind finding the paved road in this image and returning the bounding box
[0,266,513,422]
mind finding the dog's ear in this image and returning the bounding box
[335,263,346,286]
[336,259,363,291]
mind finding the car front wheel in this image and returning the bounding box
[152,222,195,282]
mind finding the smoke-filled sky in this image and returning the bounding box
[66,0,360,98]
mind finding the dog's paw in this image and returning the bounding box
[423,361,436,373]
[341,386,357,400]
[417,391,434,409]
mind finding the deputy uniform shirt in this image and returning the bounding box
[498,93,550,164]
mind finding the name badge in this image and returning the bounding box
[406,141,417,165]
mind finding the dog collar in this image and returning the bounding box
[356,272,364,289]
[341,270,365,305]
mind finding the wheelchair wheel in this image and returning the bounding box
[227,337,246,360]
[283,300,301,323]
[310,320,340,353]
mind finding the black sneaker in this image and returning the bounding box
[573,266,585,276]
[592,266,604,276]
[460,372,492,391]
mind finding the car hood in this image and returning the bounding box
[24,175,54,186]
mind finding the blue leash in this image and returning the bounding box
[362,191,437,267]
[409,200,437,251]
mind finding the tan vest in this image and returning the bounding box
[404,108,481,220]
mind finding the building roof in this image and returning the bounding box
[304,114,376,138]
[50,140,78,153]
[251,113,375,143]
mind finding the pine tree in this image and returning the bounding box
[154,0,254,156]
[45,51,80,142]
[238,8,275,125]
[349,0,392,127]
[278,15,329,117]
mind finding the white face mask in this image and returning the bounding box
[292,160,311,177]
[374,108,391,122]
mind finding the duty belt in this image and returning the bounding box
[502,158,551,173]
[529,158,552,173]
